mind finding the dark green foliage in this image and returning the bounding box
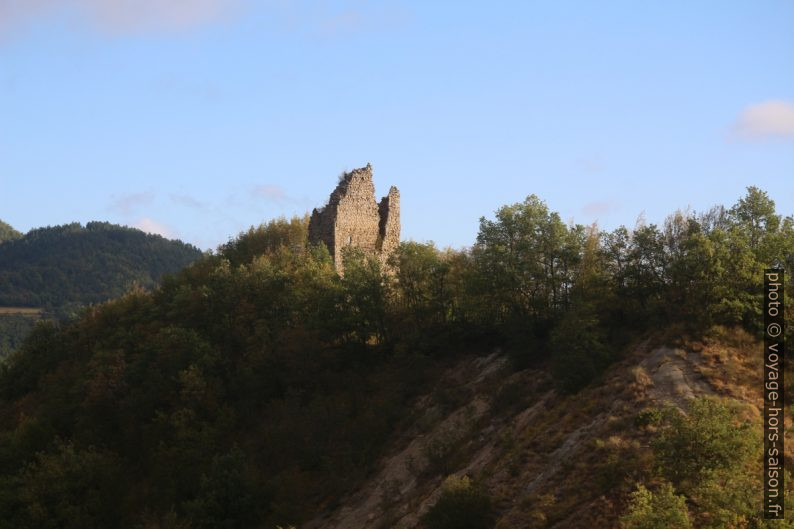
[0,188,790,527]
[0,221,202,307]
[550,303,612,393]
[653,398,755,485]
[625,396,794,529]
[424,476,494,529]
[0,218,435,528]
[340,247,389,344]
[9,441,123,529]
[0,314,37,358]
[183,448,261,529]
[472,195,582,325]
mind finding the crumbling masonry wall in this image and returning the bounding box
[308,164,400,274]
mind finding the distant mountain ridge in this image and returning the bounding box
[0,221,202,308]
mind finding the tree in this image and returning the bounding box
[653,398,755,486]
[620,482,691,529]
[550,302,611,393]
[729,186,780,255]
[16,441,123,529]
[473,195,582,327]
[219,216,309,267]
[390,241,451,325]
[183,448,261,529]
[340,248,389,344]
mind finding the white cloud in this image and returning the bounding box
[1,0,410,41]
[134,217,175,238]
[581,200,619,216]
[733,100,794,140]
[108,191,155,215]
[0,0,244,37]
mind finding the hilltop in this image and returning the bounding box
[0,221,202,308]
[0,221,202,356]
[0,189,791,528]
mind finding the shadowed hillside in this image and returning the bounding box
[0,221,203,357]
[0,221,202,308]
[0,190,791,528]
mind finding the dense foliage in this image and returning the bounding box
[0,221,202,359]
[622,397,794,529]
[0,315,37,359]
[0,189,791,527]
[0,221,202,308]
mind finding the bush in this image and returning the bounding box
[633,408,662,428]
[619,482,691,529]
[424,476,494,529]
[653,397,755,485]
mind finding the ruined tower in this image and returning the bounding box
[308,163,400,274]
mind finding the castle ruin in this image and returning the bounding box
[308,164,400,274]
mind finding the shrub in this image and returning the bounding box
[653,397,755,485]
[619,482,691,529]
[633,408,662,428]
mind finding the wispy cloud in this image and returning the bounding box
[108,191,155,215]
[267,0,411,38]
[170,193,208,210]
[251,184,287,202]
[0,0,245,37]
[133,217,175,238]
[732,100,794,140]
[582,200,619,217]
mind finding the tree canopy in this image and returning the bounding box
[0,188,790,527]
[0,221,202,308]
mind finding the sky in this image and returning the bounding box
[1,0,793,251]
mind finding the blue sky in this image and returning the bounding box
[1,0,793,250]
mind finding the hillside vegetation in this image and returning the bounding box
[0,221,202,308]
[0,221,22,243]
[0,188,791,528]
[0,222,202,357]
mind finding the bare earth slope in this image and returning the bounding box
[306,328,779,529]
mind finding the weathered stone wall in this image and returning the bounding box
[308,163,400,274]
[378,186,400,269]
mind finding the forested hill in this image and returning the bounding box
[0,220,21,243]
[0,190,791,528]
[0,221,203,308]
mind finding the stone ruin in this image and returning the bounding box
[308,163,400,274]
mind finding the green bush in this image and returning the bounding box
[633,408,662,428]
[653,398,755,485]
[620,482,691,529]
